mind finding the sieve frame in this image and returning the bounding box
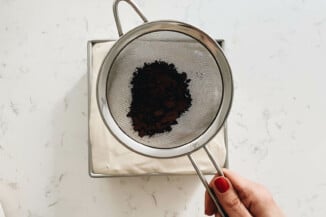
[97,20,233,159]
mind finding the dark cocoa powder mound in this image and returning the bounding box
[127,60,192,137]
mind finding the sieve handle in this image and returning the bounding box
[113,0,148,37]
[188,146,228,217]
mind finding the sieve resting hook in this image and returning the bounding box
[113,0,148,37]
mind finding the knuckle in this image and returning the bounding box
[261,193,274,204]
[238,190,251,206]
[258,185,273,200]
[238,182,275,208]
[225,196,241,209]
[252,184,275,205]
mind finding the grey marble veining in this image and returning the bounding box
[1,0,326,216]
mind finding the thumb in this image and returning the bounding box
[212,176,252,217]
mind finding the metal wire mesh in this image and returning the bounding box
[106,31,223,148]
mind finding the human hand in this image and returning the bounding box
[205,169,285,217]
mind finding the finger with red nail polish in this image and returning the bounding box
[212,176,251,217]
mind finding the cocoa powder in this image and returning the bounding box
[127,61,192,137]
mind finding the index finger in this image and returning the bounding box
[223,169,253,191]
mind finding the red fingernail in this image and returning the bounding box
[214,177,229,193]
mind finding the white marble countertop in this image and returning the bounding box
[1,0,326,216]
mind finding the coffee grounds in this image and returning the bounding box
[127,60,192,137]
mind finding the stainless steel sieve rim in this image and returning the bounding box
[96,19,233,159]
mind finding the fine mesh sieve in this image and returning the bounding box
[97,1,233,216]
[107,31,223,149]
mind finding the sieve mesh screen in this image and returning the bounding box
[106,31,223,148]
